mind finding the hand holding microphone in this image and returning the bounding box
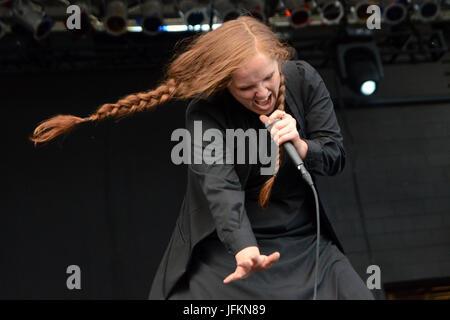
[259,110,314,186]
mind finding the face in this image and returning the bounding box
[227,53,281,115]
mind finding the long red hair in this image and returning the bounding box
[30,15,292,208]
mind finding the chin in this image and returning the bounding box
[252,106,275,115]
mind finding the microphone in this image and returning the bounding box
[265,118,314,187]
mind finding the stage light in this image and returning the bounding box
[104,0,128,36]
[415,0,440,21]
[179,0,208,26]
[361,80,376,95]
[141,0,163,35]
[354,1,370,22]
[11,0,54,40]
[215,0,240,22]
[284,0,311,28]
[319,0,344,25]
[383,1,408,25]
[337,42,384,96]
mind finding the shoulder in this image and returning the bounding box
[185,91,230,130]
[282,60,323,86]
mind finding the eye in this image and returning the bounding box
[238,73,274,91]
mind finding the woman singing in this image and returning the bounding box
[30,16,374,300]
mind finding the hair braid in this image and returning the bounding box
[258,72,286,208]
[29,79,179,146]
[30,16,293,148]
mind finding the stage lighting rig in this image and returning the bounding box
[316,0,345,25]
[382,0,408,25]
[337,41,384,96]
[11,0,54,40]
[179,0,209,26]
[284,0,311,28]
[215,0,240,22]
[141,0,163,35]
[414,0,440,21]
[104,0,128,36]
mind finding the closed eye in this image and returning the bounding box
[238,72,274,91]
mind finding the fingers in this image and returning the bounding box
[266,252,280,267]
[270,119,298,145]
[250,255,265,272]
[274,128,299,145]
[223,252,281,284]
[223,265,250,284]
[267,110,287,124]
[259,115,268,125]
[259,111,289,127]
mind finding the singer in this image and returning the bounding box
[30,16,373,300]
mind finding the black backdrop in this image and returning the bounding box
[3,69,189,298]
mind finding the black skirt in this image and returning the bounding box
[168,230,374,300]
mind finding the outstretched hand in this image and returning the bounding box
[223,246,280,284]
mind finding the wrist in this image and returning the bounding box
[293,137,308,160]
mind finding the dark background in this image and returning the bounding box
[2,26,450,299]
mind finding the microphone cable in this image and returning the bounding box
[266,118,320,300]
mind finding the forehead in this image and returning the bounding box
[232,53,276,86]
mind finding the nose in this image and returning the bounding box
[254,85,269,100]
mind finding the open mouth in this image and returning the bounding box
[253,92,273,111]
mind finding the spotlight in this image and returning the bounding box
[240,0,265,21]
[415,0,440,21]
[361,80,377,95]
[285,0,311,28]
[353,0,377,23]
[104,0,128,36]
[179,0,209,26]
[11,0,54,40]
[65,0,92,36]
[337,42,384,96]
[215,0,240,22]
[319,0,344,25]
[383,1,408,25]
[141,0,163,35]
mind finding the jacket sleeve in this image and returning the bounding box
[297,61,346,176]
[185,99,258,256]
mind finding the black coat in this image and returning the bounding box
[148,60,346,299]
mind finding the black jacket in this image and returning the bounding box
[148,60,346,299]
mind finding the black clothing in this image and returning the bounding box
[149,60,374,300]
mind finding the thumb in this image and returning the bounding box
[259,115,268,125]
